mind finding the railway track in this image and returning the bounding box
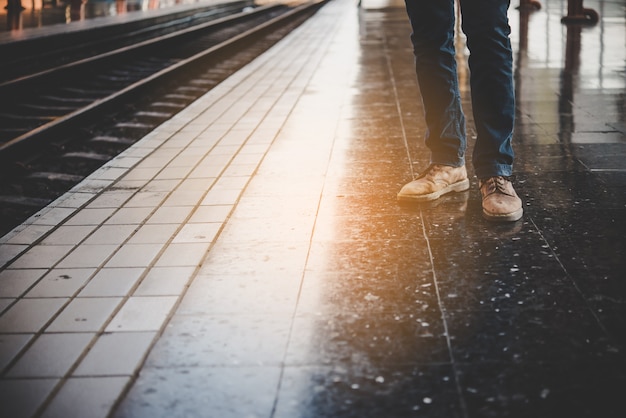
[0,1,256,82]
[0,0,327,237]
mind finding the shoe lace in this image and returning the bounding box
[482,176,515,196]
[416,164,444,180]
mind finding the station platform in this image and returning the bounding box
[1,0,625,417]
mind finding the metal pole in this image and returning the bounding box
[561,0,599,25]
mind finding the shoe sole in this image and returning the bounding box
[482,207,524,222]
[397,179,470,202]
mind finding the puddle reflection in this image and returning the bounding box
[288,1,623,414]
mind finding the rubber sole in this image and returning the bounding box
[482,207,524,222]
[396,178,470,202]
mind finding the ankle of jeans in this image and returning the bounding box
[474,163,513,180]
[430,156,465,169]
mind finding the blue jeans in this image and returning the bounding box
[404,0,515,179]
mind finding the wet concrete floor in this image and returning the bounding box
[114,0,626,417]
[0,0,624,416]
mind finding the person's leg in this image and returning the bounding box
[460,0,522,221]
[398,0,469,202]
[460,0,515,179]
[404,0,466,167]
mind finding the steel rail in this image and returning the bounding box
[0,1,254,81]
[0,1,325,162]
[0,3,283,91]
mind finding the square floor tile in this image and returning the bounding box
[0,378,59,418]
[26,268,96,298]
[46,297,123,332]
[78,268,145,297]
[106,296,178,332]
[0,298,67,333]
[74,332,156,376]
[7,333,94,377]
[0,269,47,298]
[41,376,129,418]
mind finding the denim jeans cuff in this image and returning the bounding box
[475,163,513,180]
[430,156,465,168]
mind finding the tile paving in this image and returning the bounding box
[0,0,625,417]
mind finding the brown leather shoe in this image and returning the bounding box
[479,176,523,222]
[397,164,469,202]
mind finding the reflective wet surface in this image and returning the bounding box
[1,0,623,416]
[115,0,625,417]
